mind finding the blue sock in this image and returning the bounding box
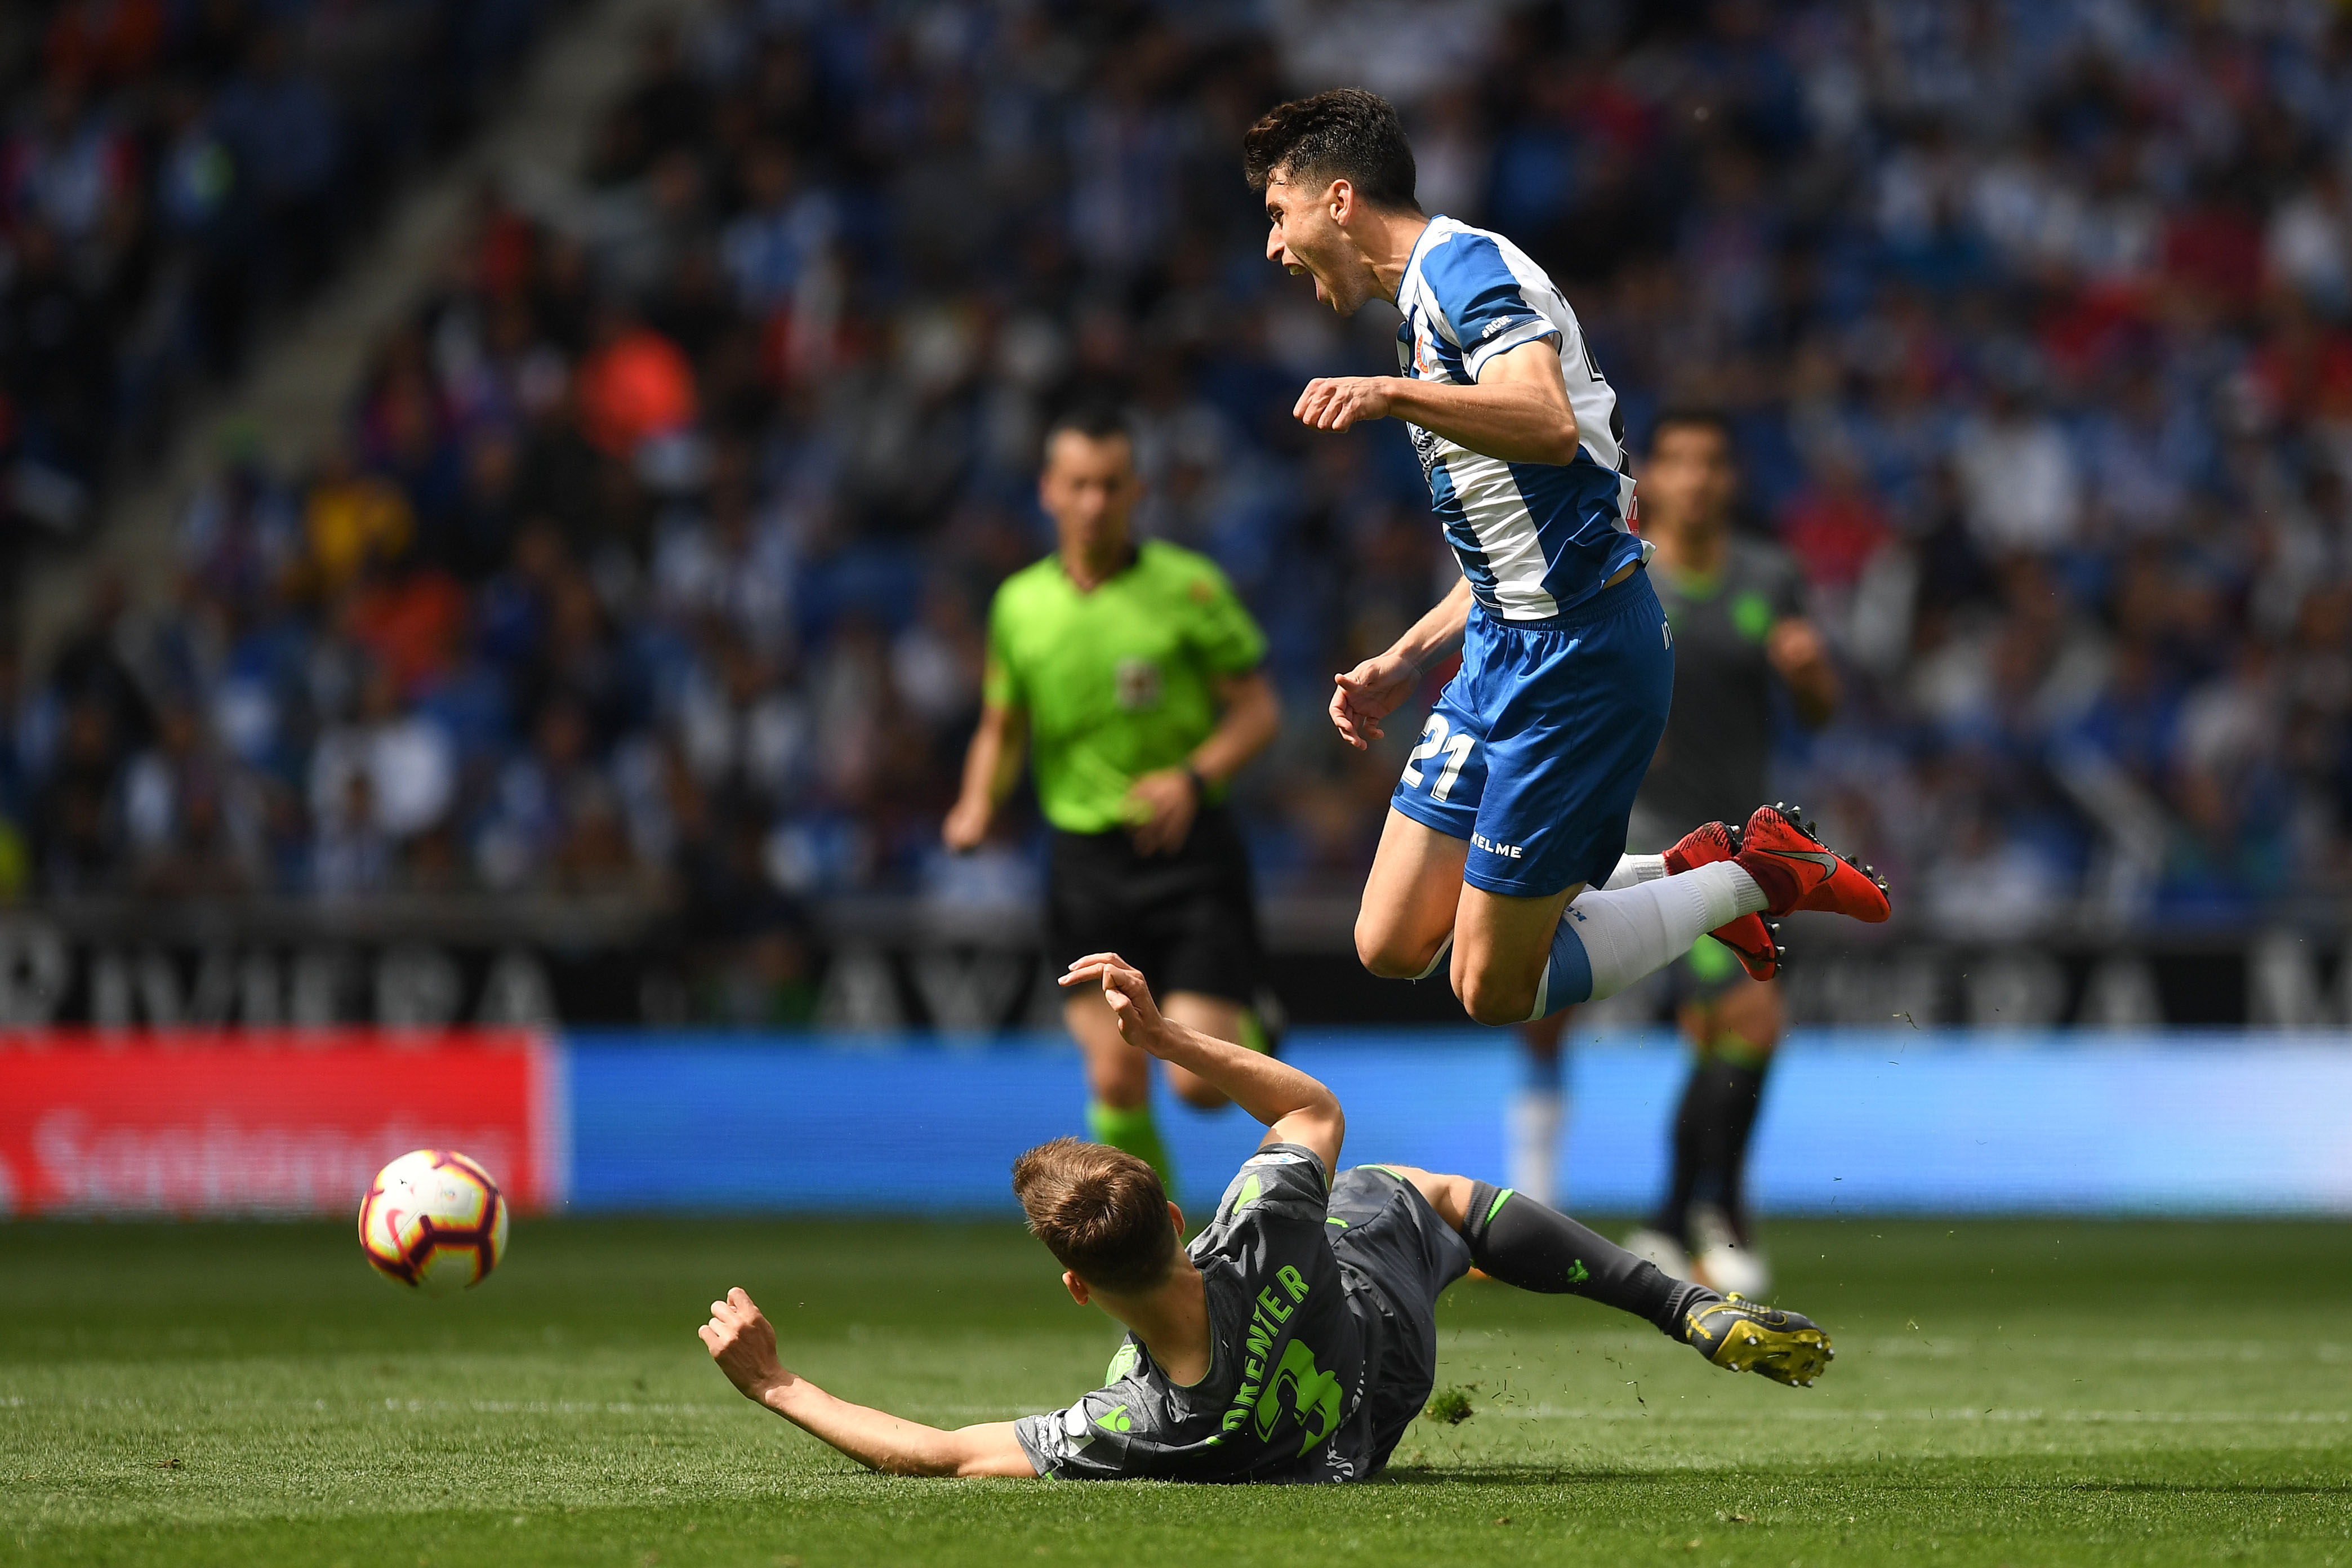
[1530,911,1594,1019]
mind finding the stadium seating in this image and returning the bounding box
[0,0,565,534]
[12,1,2352,1017]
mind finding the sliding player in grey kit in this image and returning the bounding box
[698,953,1832,1482]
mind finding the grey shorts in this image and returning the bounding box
[1326,1165,1474,1475]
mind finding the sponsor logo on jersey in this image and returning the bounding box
[1114,657,1162,712]
[1408,423,1441,482]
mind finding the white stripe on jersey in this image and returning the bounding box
[1398,217,1624,474]
[1393,215,1642,622]
[1446,448,1559,620]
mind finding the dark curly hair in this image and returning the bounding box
[1242,87,1420,213]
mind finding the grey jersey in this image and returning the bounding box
[1013,1145,1373,1484]
[1636,537,1808,835]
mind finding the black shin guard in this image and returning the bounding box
[1464,1181,1717,1339]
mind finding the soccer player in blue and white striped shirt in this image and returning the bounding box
[1244,89,1888,1033]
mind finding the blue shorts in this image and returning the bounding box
[1389,569,1673,898]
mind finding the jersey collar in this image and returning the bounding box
[1396,214,1452,314]
[1058,540,1141,594]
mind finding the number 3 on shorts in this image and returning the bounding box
[1401,714,1476,803]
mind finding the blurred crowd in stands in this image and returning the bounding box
[10,0,2352,971]
[0,0,559,535]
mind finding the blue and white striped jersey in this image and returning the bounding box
[1394,215,1647,621]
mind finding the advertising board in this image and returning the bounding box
[0,1031,564,1216]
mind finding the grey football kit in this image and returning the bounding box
[1631,537,1808,848]
[1623,536,1810,1000]
[1013,1146,1470,1484]
[1010,1146,1730,1484]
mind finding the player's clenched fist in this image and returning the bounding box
[1057,951,1170,1051]
[700,1286,789,1401]
[1293,375,1395,431]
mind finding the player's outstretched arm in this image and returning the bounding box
[1295,340,1580,466]
[1059,952,1343,1171]
[1330,576,1472,749]
[700,1288,1035,1477]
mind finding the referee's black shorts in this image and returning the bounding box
[1044,804,1262,1006]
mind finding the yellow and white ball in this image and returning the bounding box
[357,1149,509,1295]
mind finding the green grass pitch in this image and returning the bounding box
[2,1215,2346,1566]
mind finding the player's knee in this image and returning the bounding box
[1355,919,1436,980]
[1458,972,1537,1028]
[1170,1077,1228,1111]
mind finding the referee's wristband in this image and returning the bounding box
[1183,767,1213,801]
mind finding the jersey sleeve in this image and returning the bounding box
[1204,1143,1331,1235]
[1179,556,1267,678]
[1013,1384,1153,1480]
[981,583,1024,710]
[1421,230,1562,383]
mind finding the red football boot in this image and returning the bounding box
[1662,821,1738,875]
[1660,822,1785,982]
[1734,803,1891,923]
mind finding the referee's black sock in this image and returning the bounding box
[1464,1180,1717,1341]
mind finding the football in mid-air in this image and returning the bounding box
[357,1149,509,1295]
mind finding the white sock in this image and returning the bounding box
[1566,862,1766,1001]
[1412,932,1454,982]
[1602,853,1668,891]
[1507,1088,1565,1208]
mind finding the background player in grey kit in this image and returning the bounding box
[1516,410,1840,1291]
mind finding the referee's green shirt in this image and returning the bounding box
[983,541,1267,835]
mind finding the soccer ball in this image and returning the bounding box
[357,1149,509,1295]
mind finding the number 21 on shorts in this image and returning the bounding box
[1401,714,1476,802]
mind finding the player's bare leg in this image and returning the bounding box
[1353,809,1468,979]
[1679,978,1781,1073]
[1068,987,1236,1193]
[1362,1164,1830,1387]
[1361,808,1747,1026]
[1157,992,1240,1108]
[1068,992,1177,1190]
[1361,805,1883,1031]
[1067,991,1227,1110]
[1451,881,1580,1026]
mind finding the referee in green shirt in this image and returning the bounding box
[943,407,1281,1192]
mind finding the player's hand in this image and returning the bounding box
[941,794,991,853]
[1293,375,1395,433]
[1124,768,1197,857]
[1329,651,1419,750]
[1766,617,1828,678]
[1058,951,1171,1054]
[700,1286,791,1403]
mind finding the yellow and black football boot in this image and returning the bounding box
[1685,1293,1834,1387]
